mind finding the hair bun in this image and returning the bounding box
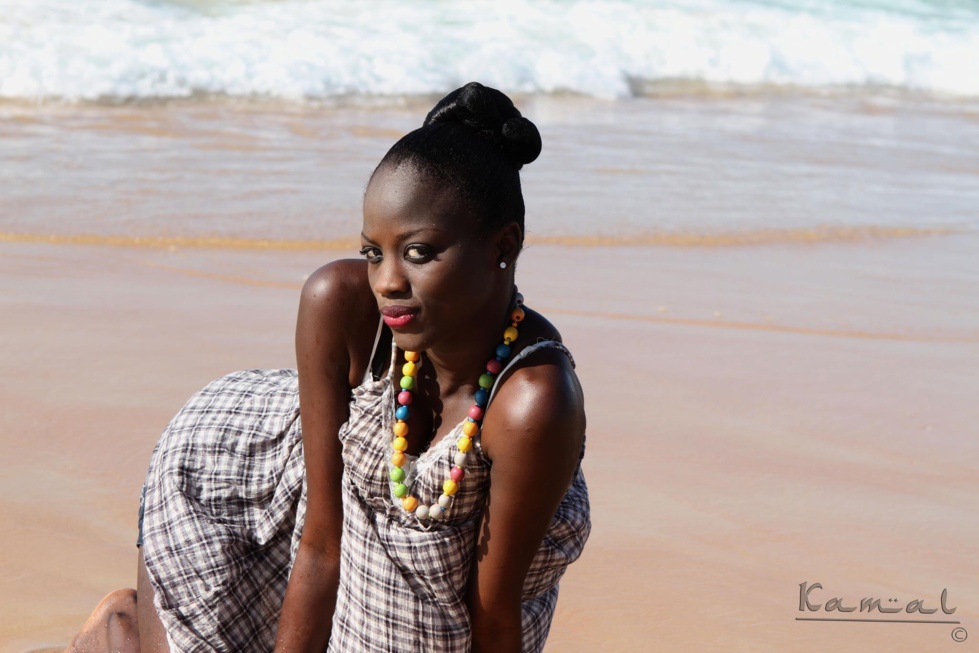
[501,116,542,167]
[425,82,542,169]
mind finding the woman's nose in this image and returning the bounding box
[373,257,409,297]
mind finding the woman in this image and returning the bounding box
[67,82,590,653]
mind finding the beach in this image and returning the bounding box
[2,92,978,651]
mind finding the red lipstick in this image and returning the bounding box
[380,305,418,328]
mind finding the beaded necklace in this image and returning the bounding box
[388,293,525,521]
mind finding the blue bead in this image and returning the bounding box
[496,344,511,359]
[395,405,409,421]
[474,388,489,407]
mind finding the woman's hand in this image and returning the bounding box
[467,344,585,653]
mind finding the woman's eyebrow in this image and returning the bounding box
[361,228,440,244]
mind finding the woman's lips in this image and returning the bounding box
[380,306,419,328]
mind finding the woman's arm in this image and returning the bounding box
[274,260,375,652]
[467,347,585,653]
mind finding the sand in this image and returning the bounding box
[2,231,977,652]
[2,97,978,652]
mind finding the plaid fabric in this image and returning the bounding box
[141,340,590,653]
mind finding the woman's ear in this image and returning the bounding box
[494,222,523,268]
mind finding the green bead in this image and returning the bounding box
[393,483,408,498]
[478,373,494,389]
[390,467,405,483]
[400,376,415,390]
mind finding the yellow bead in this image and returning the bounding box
[443,479,459,496]
[462,421,479,437]
[391,451,405,467]
[402,361,417,377]
[402,496,418,512]
[393,421,408,437]
[511,307,525,323]
[457,436,472,453]
[504,326,519,343]
[393,437,408,452]
[404,351,420,362]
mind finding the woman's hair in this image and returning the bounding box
[375,82,542,245]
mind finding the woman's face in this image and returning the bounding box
[360,162,505,353]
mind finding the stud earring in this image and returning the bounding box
[499,261,507,269]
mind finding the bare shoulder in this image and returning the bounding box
[480,308,585,464]
[297,259,379,386]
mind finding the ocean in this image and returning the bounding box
[1,0,978,240]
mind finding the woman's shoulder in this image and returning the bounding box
[297,259,380,386]
[480,307,585,462]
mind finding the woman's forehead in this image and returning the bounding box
[364,163,474,229]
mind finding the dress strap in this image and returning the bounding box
[486,340,574,408]
[365,319,393,383]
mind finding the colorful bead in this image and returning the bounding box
[474,388,489,407]
[389,293,524,520]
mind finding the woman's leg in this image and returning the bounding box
[136,548,169,652]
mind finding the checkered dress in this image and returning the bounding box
[141,338,590,652]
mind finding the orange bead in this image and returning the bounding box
[462,421,479,437]
[443,479,459,496]
[404,351,420,362]
[393,437,408,452]
[510,307,525,323]
[391,451,405,467]
[393,421,408,437]
[402,496,418,512]
[457,436,472,453]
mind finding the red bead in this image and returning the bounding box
[468,405,484,421]
[398,391,413,405]
[486,359,503,374]
[450,467,465,482]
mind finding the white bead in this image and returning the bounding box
[454,452,467,467]
[429,504,444,519]
[438,494,452,508]
[415,505,429,520]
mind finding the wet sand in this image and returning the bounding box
[2,231,977,652]
[2,96,978,651]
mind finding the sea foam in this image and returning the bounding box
[1,0,978,102]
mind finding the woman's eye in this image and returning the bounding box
[404,244,434,262]
[359,246,382,263]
